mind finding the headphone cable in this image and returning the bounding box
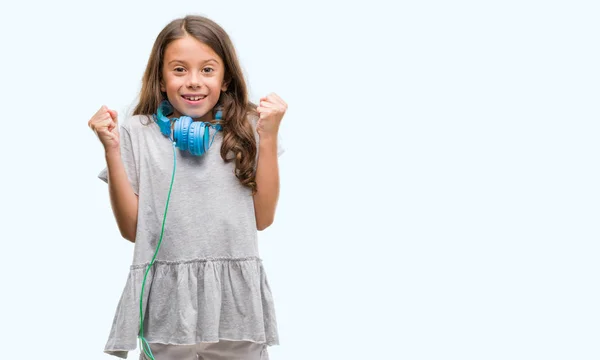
[138,140,177,360]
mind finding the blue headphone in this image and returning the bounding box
[154,100,223,156]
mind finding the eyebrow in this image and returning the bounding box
[168,59,220,65]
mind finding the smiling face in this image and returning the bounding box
[160,34,228,122]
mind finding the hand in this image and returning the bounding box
[88,105,120,154]
[256,93,287,139]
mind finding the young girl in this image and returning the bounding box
[88,15,286,360]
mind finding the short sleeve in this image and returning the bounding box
[97,125,139,195]
[276,133,285,157]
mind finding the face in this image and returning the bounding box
[160,34,228,122]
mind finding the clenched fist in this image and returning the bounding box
[256,93,287,139]
[88,105,120,153]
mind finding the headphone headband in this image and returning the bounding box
[154,100,223,156]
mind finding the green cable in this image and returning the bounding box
[138,141,177,360]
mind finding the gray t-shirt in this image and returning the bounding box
[98,114,283,359]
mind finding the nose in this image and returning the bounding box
[187,72,202,89]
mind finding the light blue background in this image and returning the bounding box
[0,0,598,359]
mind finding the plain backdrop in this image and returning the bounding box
[0,1,598,359]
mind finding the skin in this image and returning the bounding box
[254,92,287,230]
[88,106,138,242]
[88,34,287,239]
[160,34,228,122]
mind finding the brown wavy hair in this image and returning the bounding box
[133,15,258,193]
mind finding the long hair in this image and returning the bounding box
[133,15,258,193]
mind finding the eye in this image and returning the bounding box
[174,67,186,73]
[203,67,215,73]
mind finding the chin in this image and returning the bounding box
[169,98,217,121]
[174,105,206,119]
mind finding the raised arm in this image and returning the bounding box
[89,106,139,242]
[253,93,287,231]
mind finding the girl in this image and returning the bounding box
[88,15,286,360]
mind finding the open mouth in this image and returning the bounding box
[182,95,207,102]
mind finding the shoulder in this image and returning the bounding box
[246,111,259,128]
[120,114,155,134]
[245,110,260,134]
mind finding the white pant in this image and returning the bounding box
[139,340,269,360]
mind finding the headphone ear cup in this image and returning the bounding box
[174,116,193,151]
[188,122,207,156]
[156,101,175,136]
[203,124,211,153]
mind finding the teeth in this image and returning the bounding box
[185,95,205,101]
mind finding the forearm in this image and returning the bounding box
[105,150,139,242]
[253,137,280,231]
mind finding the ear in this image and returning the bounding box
[221,79,229,92]
[160,81,166,93]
